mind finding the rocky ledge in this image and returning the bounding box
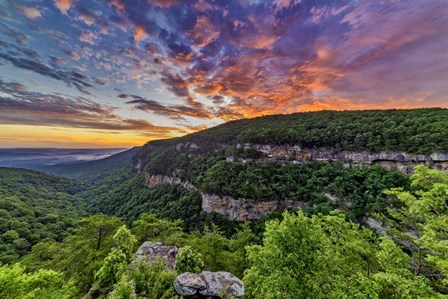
[133,241,178,270]
[145,174,307,221]
[237,144,448,174]
[174,271,244,299]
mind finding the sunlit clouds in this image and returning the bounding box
[53,0,72,16]
[0,0,447,147]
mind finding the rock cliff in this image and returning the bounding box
[144,174,307,221]
[134,143,448,221]
[235,144,448,174]
[134,143,448,176]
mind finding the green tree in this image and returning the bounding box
[175,246,203,273]
[107,274,137,299]
[130,261,178,299]
[95,226,137,288]
[383,165,448,291]
[21,214,123,294]
[131,213,184,246]
[0,264,77,299]
[244,211,436,299]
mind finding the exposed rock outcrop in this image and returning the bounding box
[133,241,178,270]
[133,142,448,175]
[135,143,448,222]
[239,144,448,174]
[173,271,244,299]
[145,174,307,221]
[201,192,307,221]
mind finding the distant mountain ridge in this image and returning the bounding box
[0,148,127,169]
[39,147,140,183]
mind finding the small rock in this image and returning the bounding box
[133,241,178,270]
[173,271,244,299]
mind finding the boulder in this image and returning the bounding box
[133,241,178,270]
[173,271,244,299]
[173,272,207,296]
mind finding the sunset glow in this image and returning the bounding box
[0,0,447,147]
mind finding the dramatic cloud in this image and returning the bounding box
[0,0,447,146]
[0,52,93,93]
[0,78,180,135]
[147,0,181,8]
[121,94,213,119]
[79,31,98,45]
[134,26,147,44]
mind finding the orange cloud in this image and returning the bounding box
[187,16,220,48]
[134,26,147,44]
[54,0,72,15]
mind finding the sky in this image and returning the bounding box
[0,0,447,148]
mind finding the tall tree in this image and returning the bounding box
[244,211,436,298]
[383,165,448,291]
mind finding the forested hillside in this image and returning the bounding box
[136,108,448,158]
[1,166,448,298]
[0,168,85,263]
[1,109,448,298]
[80,167,204,231]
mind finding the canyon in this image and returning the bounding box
[134,143,448,221]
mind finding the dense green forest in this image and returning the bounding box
[1,166,448,298]
[81,167,204,231]
[1,109,448,298]
[0,168,85,264]
[135,109,448,162]
[84,159,410,223]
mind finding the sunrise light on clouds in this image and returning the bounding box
[0,0,447,147]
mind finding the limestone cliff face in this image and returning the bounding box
[144,174,307,221]
[236,144,448,174]
[200,193,306,221]
[134,143,448,221]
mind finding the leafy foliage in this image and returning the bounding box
[0,167,85,263]
[174,246,203,273]
[95,225,137,288]
[244,211,436,298]
[126,261,178,299]
[0,264,77,299]
[135,108,448,158]
[197,160,408,217]
[81,168,204,231]
[21,214,123,294]
[381,165,448,292]
[131,213,185,246]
